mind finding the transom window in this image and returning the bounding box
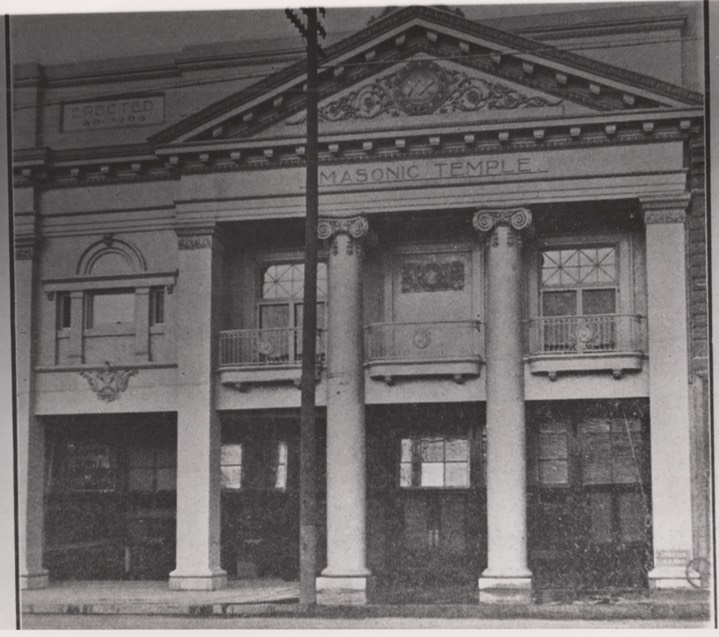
[541,247,618,317]
[400,437,469,488]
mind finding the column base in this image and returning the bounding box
[479,574,533,604]
[648,566,699,590]
[168,568,227,591]
[316,574,375,605]
[20,569,50,590]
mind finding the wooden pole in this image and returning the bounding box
[298,6,319,606]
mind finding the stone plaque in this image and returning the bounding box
[655,549,691,568]
[63,96,165,131]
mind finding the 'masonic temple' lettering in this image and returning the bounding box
[319,155,547,187]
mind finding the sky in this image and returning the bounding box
[8,1,639,67]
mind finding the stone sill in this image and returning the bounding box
[218,365,321,392]
[366,358,482,385]
[526,351,645,380]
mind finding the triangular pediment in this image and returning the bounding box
[150,5,702,147]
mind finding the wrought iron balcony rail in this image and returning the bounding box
[364,320,483,362]
[524,314,646,356]
[219,327,326,367]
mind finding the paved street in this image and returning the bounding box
[21,614,712,630]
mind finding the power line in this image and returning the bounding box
[11,33,703,113]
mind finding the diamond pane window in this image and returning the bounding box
[261,263,327,300]
[542,247,617,287]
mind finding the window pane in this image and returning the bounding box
[401,438,412,463]
[128,447,153,468]
[399,462,413,487]
[582,289,616,315]
[260,304,289,329]
[619,492,647,542]
[150,288,165,325]
[156,468,176,491]
[221,466,242,489]
[90,290,135,325]
[156,447,175,468]
[540,433,567,460]
[588,491,613,544]
[420,462,444,487]
[582,430,612,485]
[542,291,577,316]
[57,293,72,329]
[539,459,568,485]
[421,439,444,462]
[128,468,154,492]
[445,439,468,462]
[275,464,288,490]
[221,444,242,466]
[445,462,469,487]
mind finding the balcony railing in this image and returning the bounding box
[524,314,646,356]
[365,320,482,363]
[219,327,326,368]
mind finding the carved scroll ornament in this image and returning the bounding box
[81,362,137,402]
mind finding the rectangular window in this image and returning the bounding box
[221,444,243,490]
[275,441,288,490]
[537,422,569,486]
[580,417,645,486]
[86,289,135,327]
[56,292,72,329]
[149,287,165,326]
[128,445,176,492]
[400,437,469,488]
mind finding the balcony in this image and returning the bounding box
[218,327,326,391]
[364,320,483,384]
[524,314,646,380]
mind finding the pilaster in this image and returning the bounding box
[641,195,698,588]
[316,215,374,605]
[15,232,50,589]
[169,224,227,591]
[474,208,532,604]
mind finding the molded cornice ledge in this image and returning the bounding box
[640,194,690,224]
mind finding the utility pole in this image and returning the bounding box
[285,6,326,606]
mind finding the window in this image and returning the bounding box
[85,289,135,327]
[128,446,176,492]
[63,444,116,492]
[221,444,243,490]
[258,263,327,363]
[579,417,646,486]
[275,441,288,490]
[149,287,165,326]
[56,292,72,329]
[400,437,469,488]
[534,421,569,486]
[540,246,618,352]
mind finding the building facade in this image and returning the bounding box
[13,3,709,604]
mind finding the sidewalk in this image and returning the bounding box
[21,580,713,622]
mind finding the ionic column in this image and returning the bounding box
[169,226,227,591]
[315,215,373,605]
[15,234,50,589]
[474,208,532,604]
[641,196,697,588]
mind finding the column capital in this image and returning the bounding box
[318,215,369,241]
[473,207,532,234]
[174,224,221,250]
[14,235,41,261]
[640,195,690,225]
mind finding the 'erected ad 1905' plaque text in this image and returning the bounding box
[62,96,165,131]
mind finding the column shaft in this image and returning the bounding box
[475,210,532,604]
[316,217,372,605]
[169,229,227,591]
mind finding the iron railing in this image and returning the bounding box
[364,320,482,362]
[219,327,326,367]
[524,314,645,356]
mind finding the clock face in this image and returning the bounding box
[393,61,449,115]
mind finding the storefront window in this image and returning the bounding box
[63,444,116,492]
[400,437,469,488]
[128,445,176,492]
